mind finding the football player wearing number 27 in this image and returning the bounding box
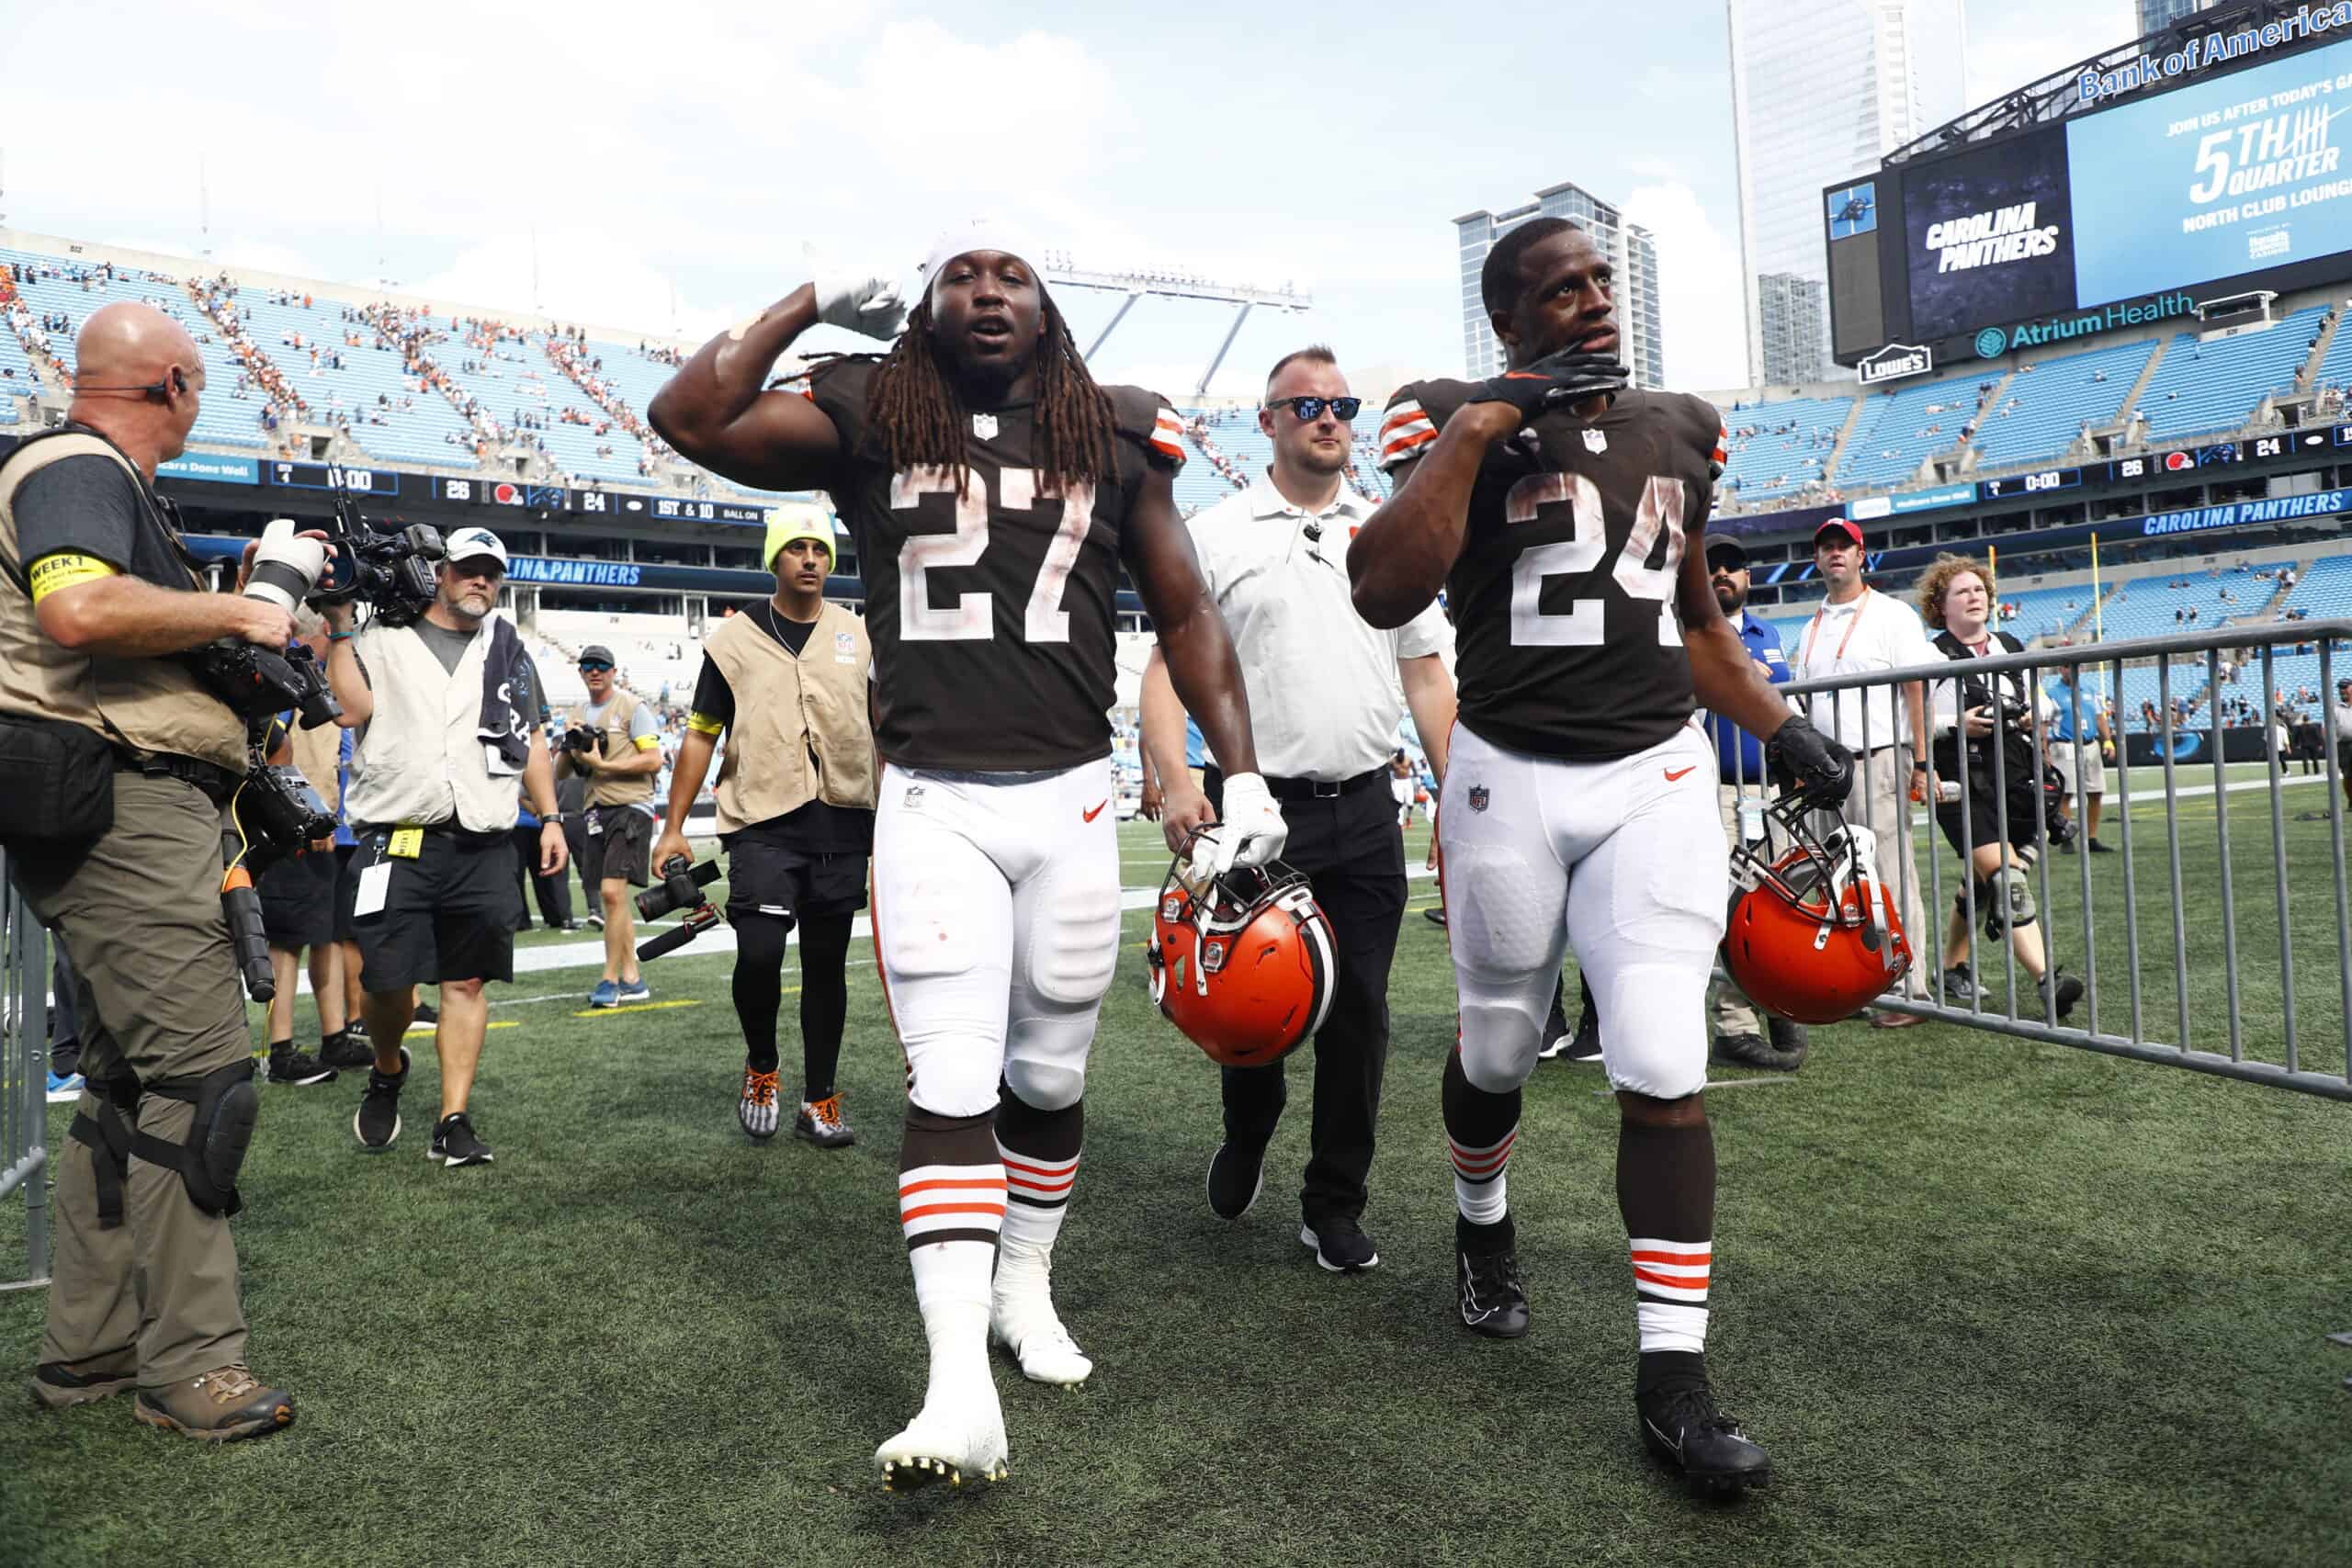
[1351,219,1853,1495]
[650,220,1283,1494]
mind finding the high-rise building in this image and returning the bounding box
[1726,0,1968,386]
[1756,272,1829,387]
[1454,182,1665,389]
[2137,0,2217,36]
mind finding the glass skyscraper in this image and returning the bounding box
[1726,0,1968,385]
[1453,182,1665,389]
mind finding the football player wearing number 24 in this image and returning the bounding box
[649,221,1283,1495]
[1350,218,1852,1496]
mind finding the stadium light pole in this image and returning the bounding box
[1046,262,1312,394]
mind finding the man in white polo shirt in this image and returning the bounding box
[1142,345,1456,1273]
[1787,517,1934,1024]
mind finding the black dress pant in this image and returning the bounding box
[1207,769,1407,1225]
[511,822,573,928]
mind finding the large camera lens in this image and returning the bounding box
[244,535,327,615]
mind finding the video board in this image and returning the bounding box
[1827,26,2352,366]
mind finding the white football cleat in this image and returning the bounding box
[874,1374,1009,1492]
[989,1241,1092,1386]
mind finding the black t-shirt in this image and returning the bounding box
[12,441,198,591]
[803,355,1185,771]
[1378,384,1724,761]
[691,600,872,854]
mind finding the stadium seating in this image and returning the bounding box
[1996,583,2100,642]
[1719,396,1853,503]
[2132,304,2331,444]
[1835,377,1985,489]
[1970,340,2157,468]
[3,250,274,451]
[230,290,477,467]
[2075,559,2292,643]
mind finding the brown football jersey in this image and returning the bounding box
[1378,383,1727,761]
[806,356,1186,771]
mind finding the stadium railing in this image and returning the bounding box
[0,852,52,1291]
[1743,622,2352,1101]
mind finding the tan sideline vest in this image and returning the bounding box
[582,685,655,808]
[288,712,342,816]
[0,432,248,775]
[707,601,876,836]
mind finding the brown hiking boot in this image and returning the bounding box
[30,1348,137,1409]
[134,1365,294,1442]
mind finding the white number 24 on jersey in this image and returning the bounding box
[889,466,1095,643]
[1501,472,1686,648]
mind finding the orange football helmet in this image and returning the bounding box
[1723,797,1914,1025]
[1147,852,1336,1069]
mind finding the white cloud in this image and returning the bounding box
[1622,180,1747,392]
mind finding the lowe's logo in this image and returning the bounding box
[1859,342,1934,385]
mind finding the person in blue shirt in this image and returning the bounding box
[1697,539,1809,1071]
[2041,668,2115,853]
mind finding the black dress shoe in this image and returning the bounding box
[1710,1032,1799,1072]
[1765,1015,1809,1066]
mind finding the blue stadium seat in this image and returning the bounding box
[2132,304,2330,444]
[1719,396,1853,503]
[1970,340,2158,468]
[1835,378,1987,490]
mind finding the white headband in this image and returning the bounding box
[922,219,1046,307]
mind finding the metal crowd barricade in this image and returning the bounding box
[0,850,52,1290]
[1722,617,2352,1102]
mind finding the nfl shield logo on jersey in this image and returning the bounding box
[1581,428,1608,455]
[1467,785,1489,813]
[972,412,999,440]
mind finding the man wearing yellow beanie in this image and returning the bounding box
[655,502,876,1149]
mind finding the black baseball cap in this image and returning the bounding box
[579,644,616,667]
[1704,537,1748,570]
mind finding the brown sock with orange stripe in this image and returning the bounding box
[899,1108,1005,1334]
[994,1087,1080,1254]
[1617,1116,1714,1356]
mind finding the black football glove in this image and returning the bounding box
[1766,716,1853,809]
[1464,346,1631,420]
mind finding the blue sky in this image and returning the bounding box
[6,0,2127,397]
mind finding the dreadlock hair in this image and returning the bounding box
[850,292,1120,498]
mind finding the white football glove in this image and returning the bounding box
[811,267,910,340]
[1191,772,1288,878]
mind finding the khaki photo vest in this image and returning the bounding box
[707,601,876,837]
[0,432,247,775]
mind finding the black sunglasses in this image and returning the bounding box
[1265,396,1362,422]
[578,661,614,672]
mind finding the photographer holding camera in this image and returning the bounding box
[558,645,662,1007]
[1917,554,2084,1021]
[2,302,297,1440]
[319,525,568,1168]
[652,505,876,1146]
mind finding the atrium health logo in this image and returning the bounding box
[1974,325,2008,358]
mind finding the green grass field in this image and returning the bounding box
[3,792,2349,1567]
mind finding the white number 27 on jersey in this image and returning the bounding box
[1501,473,1685,648]
[889,467,1096,642]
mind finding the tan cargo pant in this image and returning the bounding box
[1711,784,1761,1039]
[13,773,254,1385]
[1809,744,1932,1002]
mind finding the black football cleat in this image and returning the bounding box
[1637,1355,1771,1495]
[1456,1217,1529,1339]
